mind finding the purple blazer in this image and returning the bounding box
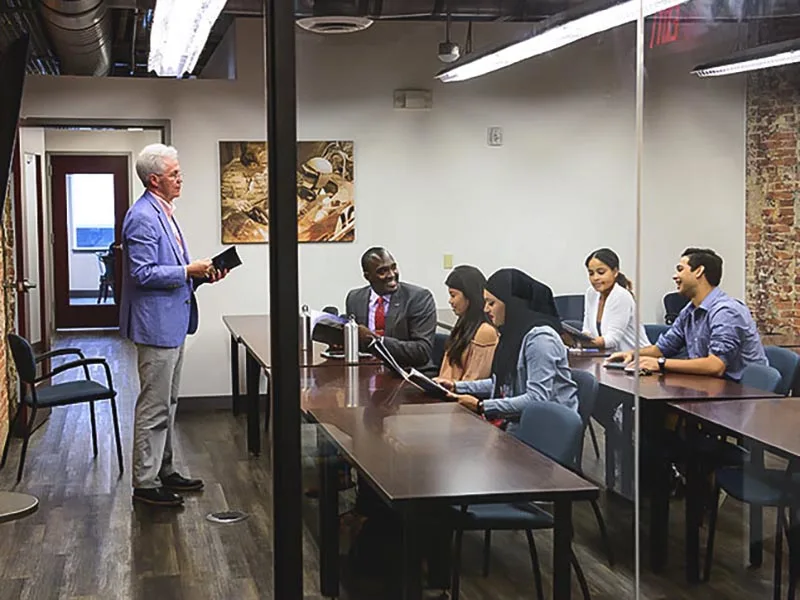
[119,191,198,348]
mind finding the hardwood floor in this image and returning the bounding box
[0,332,780,599]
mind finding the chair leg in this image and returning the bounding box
[785,509,797,600]
[524,530,544,600]
[589,499,615,566]
[775,507,784,600]
[1,403,23,469]
[482,530,491,577]
[89,401,98,457]
[109,398,124,474]
[450,525,464,600]
[703,484,721,582]
[588,421,601,460]
[16,406,37,483]
[571,549,592,600]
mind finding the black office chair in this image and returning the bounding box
[96,243,116,304]
[554,294,585,323]
[432,332,448,371]
[1,334,123,483]
[663,292,688,325]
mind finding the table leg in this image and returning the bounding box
[646,403,670,573]
[230,335,240,415]
[402,508,423,600]
[264,370,272,434]
[318,435,340,598]
[245,351,261,456]
[553,499,573,600]
[621,398,634,499]
[750,445,765,567]
[684,416,702,583]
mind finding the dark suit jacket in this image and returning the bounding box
[345,281,437,373]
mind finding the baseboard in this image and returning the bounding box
[177,394,267,413]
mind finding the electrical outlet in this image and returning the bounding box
[487,127,503,147]
[443,254,454,269]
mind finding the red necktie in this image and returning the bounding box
[375,297,385,336]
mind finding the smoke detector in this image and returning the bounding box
[296,15,373,34]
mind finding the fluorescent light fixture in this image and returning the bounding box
[436,0,690,83]
[692,38,800,78]
[148,0,226,77]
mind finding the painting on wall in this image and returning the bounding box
[219,140,355,243]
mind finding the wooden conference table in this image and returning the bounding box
[568,354,779,579]
[222,314,381,454]
[670,396,800,583]
[222,315,599,600]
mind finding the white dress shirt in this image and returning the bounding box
[368,288,392,332]
[582,284,649,351]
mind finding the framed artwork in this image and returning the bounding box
[219,140,355,243]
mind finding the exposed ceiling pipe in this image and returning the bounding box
[38,0,112,76]
[129,7,138,75]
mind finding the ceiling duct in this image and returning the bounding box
[296,0,373,34]
[38,0,112,76]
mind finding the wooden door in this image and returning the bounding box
[50,155,129,329]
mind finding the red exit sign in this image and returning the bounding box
[649,6,681,48]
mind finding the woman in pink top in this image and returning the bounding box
[439,265,498,381]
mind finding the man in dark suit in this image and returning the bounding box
[345,247,436,372]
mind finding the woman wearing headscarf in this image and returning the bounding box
[437,268,578,430]
[439,265,498,381]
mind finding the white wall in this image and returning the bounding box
[641,30,746,322]
[43,129,162,292]
[19,19,745,397]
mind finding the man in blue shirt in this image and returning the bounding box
[610,247,767,380]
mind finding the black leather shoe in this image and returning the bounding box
[133,487,184,507]
[161,472,204,492]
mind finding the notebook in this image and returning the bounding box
[212,246,242,272]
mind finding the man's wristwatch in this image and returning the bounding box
[476,400,484,415]
[657,357,667,374]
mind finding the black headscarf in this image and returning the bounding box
[444,265,491,370]
[486,268,561,391]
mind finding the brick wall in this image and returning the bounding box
[0,183,12,447]
[745,66,800,335]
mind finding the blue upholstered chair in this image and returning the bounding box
[449,402,591,600]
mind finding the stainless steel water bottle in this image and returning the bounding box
[300,304,311,352]
[344,315,359,364]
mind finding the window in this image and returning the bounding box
[67,173,115,251]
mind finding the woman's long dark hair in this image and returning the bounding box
[486,268,561,392]
[444,265,490,370]
[585,248,632,291]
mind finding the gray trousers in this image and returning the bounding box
[132,343,184,489]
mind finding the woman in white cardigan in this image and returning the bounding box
[582,248,648,351]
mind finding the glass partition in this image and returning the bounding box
[638,1,793,599]
[293,7,640,598]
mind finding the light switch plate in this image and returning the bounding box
[443,254,454,269]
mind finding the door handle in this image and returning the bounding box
[18,279,36,292]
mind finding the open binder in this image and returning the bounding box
[368,337,451,400]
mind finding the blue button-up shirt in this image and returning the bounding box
[656,287,767,381]
[454,326,579,432]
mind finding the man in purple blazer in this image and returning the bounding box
[121,143,224,507]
